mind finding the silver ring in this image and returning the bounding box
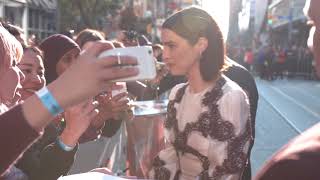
[117,53,121,65]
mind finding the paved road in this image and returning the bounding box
[251,78,320,176]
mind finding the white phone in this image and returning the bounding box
[98,46,156,82]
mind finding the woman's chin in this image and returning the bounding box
[169,70,185,76]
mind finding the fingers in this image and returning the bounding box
[110,84,123,91]
[100,66,139,82]
[87,108,99,120]
[111,92,128,101]
[95,93,110,103]
[115,99,129,107]
[98,55,138,68]
[100,83,123,96]
[80,100,99,118]
[82,100,98,110]
[112,104,129,113]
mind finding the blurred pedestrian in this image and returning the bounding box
[255,0,320,179]
[244,48,254,71]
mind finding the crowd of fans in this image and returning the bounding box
[0,0,320,179]
[228,44,316,81]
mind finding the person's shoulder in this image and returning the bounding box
[255,123,320,180]
[223,76,245,93]
[168,83,188,100]
[219,76,249,103]
[224,58,258,95]
[225,58,251,75]
[255,151,320,180]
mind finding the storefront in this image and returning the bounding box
[0,0,57,40]
[267,0,308,47]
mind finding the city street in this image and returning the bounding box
[251,78,320,175]
[1,0,318,179]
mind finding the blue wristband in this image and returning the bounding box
[36,87,63,116]
[56,137,75,152]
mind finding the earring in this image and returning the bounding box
[199,51,203,59]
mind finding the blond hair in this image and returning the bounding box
[0,26,23,75]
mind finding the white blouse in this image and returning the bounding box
[150,76,251,180]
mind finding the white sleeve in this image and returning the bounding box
[218,89,250,137]
[207,89,251,178]
[168,83,186,101]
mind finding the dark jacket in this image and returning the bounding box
[101,119,123,138]
[0,105,40,176]
[15,123,77,180]
[255,122,320,180]
[224,58,259,180]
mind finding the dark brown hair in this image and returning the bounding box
[2,23,23,37]
[23,46,43,59]
[162,6,226,81]
[75,29,105,48]
[39,34,80,84]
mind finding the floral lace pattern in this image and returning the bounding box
[152,156,171,180]
[153,76,252,179]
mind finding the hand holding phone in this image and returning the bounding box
[98,46,157,82]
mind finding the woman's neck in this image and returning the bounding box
[187,64,217,93]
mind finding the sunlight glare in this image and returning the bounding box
[201,0,230,41]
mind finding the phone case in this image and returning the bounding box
[98,46,157,82]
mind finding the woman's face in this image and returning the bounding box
[0,52,25,106]
[18,50,46,100]
[56,48,79,75]
[161,29,199,76]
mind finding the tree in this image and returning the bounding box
[118,7,138,31]
[58,0,123,32]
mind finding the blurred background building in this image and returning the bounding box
[0,0,58,40]
[233,0,309,49]
[0,0,311,49]
[267,0,308,47]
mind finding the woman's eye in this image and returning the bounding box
[168,44,175,49]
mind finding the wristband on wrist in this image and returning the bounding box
[56,137,75,151]
[35,86,63,116]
